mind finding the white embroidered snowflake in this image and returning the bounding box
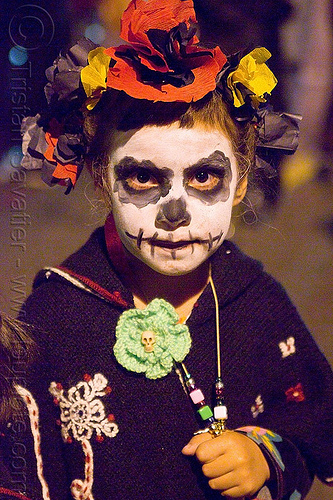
[279,337,296,358]
[251,394,264,418]
[49,373,119,442]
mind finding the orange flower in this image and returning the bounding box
[121,0,196,41]
[120,0,197,73]
[51,163,79,187]
[44,132,58,163]
[102,0,226,102]
[106,45,225,102]
[44,131,78,187]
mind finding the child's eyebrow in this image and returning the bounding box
[183,150,231,177]
[114,156,174,180]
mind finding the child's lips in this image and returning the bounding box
[149,239,198,249]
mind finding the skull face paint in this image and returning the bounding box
[114,157,173,208]
[108,123,239,275]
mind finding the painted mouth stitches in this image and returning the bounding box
[125,229,223,252]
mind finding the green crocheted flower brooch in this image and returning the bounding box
[114,298,191,379]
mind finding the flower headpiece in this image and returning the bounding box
[21,0,300,193]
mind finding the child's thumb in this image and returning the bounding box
[181,432,212,455]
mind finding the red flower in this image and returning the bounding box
[285,383,305,403]
[105,0,226,102]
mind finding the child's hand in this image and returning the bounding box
[182,430,270,498]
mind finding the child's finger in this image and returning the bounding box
[181,432,212,455]
[202,454,233,478]
[195,430,233,463]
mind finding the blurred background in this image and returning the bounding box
[0,1,332,498]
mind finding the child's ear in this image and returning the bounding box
[233,176,248,206]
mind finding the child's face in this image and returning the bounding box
[108,123,240,275]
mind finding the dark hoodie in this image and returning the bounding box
[1,228,332,500]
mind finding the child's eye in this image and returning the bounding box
[126,169,159,190]
[188,169,221,191]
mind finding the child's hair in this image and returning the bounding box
[84,89,257,206]
[0,314,35,426]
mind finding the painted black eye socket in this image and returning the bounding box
[125,168,159,191]
[187,167,223,192]
[195,170,209,183]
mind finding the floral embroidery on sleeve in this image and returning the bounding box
[279,337,295,358]
[285,383,305,403]
[251,394,264,418]
[236,426,285,471]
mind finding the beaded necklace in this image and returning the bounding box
[103,213,227,424]
[45,263,228,436]
[111,254,229,434]
[177,274,228,437]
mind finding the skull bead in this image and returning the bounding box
[141,330,156,353]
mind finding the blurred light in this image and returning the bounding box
[9,46,28,66]
[0,146,23,182]
[84,23,106,44]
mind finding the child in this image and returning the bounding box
[4,0,332,499]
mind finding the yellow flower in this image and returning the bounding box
[227,48,277,108]
[81,47,111,110]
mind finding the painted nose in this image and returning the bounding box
[155,197,191,230]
